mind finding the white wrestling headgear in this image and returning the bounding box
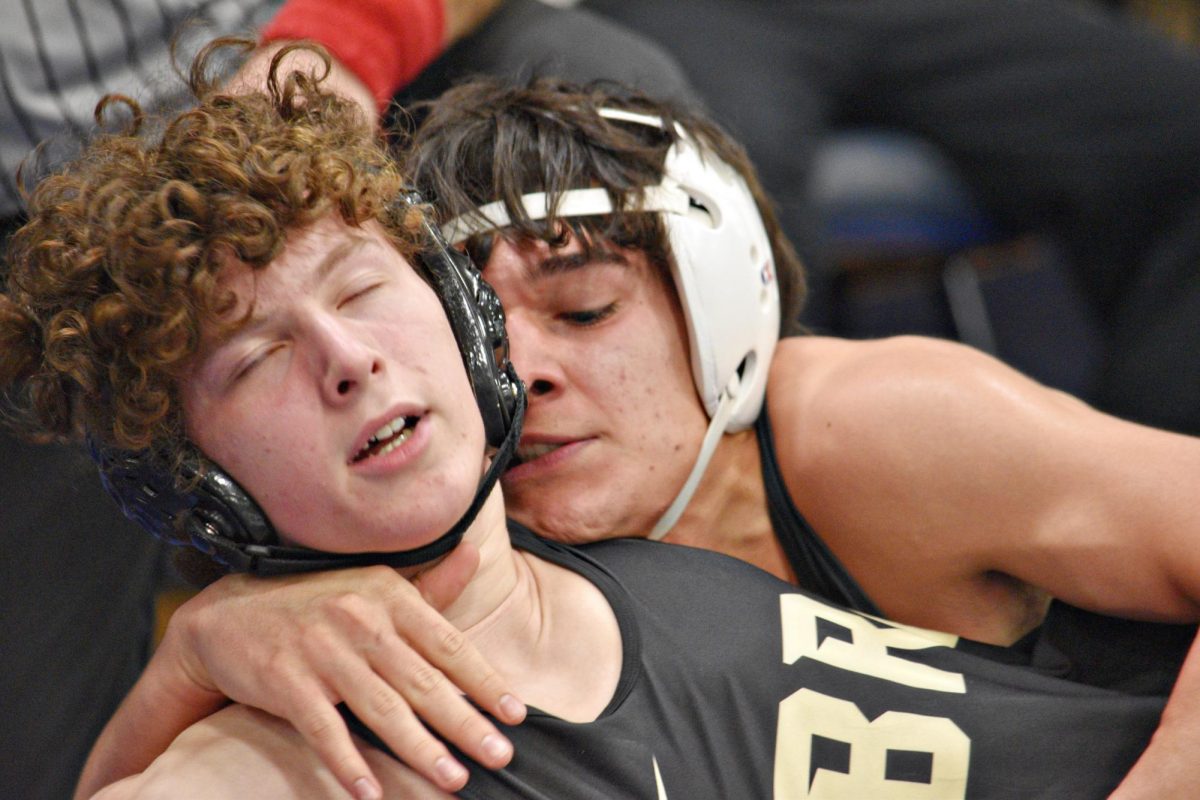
[441,108,780,538]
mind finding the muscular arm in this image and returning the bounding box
[770,334,1200,796]
[87,704,453,800]
[771,335,1200,634]
[75,547,524,800]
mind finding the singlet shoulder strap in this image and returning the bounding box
[755,406,882,615]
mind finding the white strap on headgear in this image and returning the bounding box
[440,183,691,245]
[647,376,739,540]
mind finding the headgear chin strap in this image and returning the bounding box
[89,393,523,576]
[89,193,526,576]
[440,108,780,540]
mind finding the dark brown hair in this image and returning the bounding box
[402,76,806,331]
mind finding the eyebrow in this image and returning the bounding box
[210,233,378,351]
[528,248,630,279]
[314,234,373,284]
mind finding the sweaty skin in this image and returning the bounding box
[76,65,1200,800]
[479,235,1200,647]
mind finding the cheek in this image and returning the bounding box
[189,386,313,487]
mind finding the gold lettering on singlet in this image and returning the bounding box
[780,594,965,693]
[775,690,970,799]
[774,595,971,799]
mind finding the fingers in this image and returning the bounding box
[269,675,387,800]
[282,574,517,793]
[364,741,457,799]
[335,664,475,791]
[403,557,529,728]
[311,594,516,785]
[172,562,527,798]
[369,638,516,768]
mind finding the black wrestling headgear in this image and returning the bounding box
[89,193,524,576]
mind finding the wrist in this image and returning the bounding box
[261,0,446,112]
[151,606,228,710]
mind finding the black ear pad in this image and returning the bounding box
[411,206,521,449]
[88,439,277,561]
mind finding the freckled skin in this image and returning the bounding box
[482,236,707,544]
[182,217,487,553]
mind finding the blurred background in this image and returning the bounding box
[3,1,1199,797]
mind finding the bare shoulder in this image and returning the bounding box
[110,705,349,799]
[770,334,1027,395]
[766,335,1039,466]
[88,776,144,800]
[762,334,1102,537]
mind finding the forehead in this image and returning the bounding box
[479,228,671,290]
[213,218,405,315]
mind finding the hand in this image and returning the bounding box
[89,704,455,800]
[226,42,377,124]
[158,542,525,799]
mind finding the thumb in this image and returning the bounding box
[412,541,480,610]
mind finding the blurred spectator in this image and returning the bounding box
[580,0,1200,435]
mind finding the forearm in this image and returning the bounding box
[74,629,228,799]
[81,704,453,800]
[72,554,522,799]
[258,0,502,114]
[1109,631,1200,798]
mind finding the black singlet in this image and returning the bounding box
[347,523,1165,798]
[756,406,880,615]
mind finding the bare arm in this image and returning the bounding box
[86,704,454,800]
[75,544,524,800]
[1109,632,1200,798]
[772,335,1200,629]
[772,335,1200,796]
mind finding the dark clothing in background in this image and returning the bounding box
[584,0,1200,435]
[0,433,165,800]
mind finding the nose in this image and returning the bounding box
[308,315,382,403]
[505,314,563,400]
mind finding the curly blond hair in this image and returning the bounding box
[1,38,421,466]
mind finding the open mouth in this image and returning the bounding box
[353,415,420,463]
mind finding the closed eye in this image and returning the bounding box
[338,280,385,308]
[559,303,617,326]
[232,342,285,382]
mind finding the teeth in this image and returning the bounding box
[356,415,416,461]
[517,442,562,461]
[369,416,409,445]
[374,428,411,457]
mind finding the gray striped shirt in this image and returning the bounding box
[0,0,284,217]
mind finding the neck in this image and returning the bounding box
[429,485,623,721]
[433,487,523,632]
[660,427,796,583]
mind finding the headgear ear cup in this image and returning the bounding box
[409,199,521,449]
[599,108,780,433]
[88,440,276,561]
[439,109,780,435]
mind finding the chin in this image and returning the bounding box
[509,501,633,546]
